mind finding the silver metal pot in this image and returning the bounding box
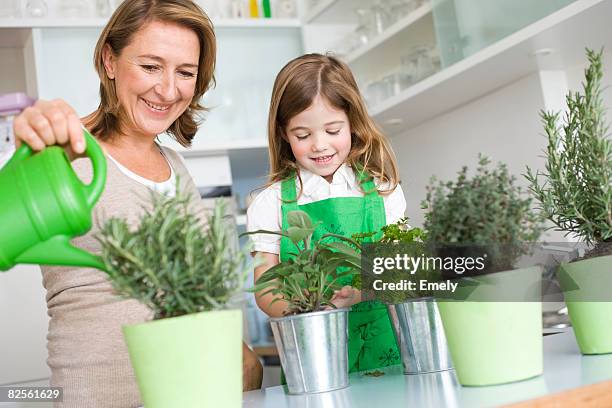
[387,297,453,374]
[269,308,349,394]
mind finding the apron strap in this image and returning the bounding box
[280,175,299,231]
[354,166,386,237]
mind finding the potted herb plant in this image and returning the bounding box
[246,210,362,394]
[366,219,454,375]
[96,186,249,408]
[526,49,612,355]
[423,155,544,386]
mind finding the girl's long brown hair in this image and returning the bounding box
[267,53,400,194]
[87,0,216,147]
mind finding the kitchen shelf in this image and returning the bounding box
[0,17,300,29]
[371,0,611,136]
[344,3,432,64]
[302,0,335,24]
[170,138,269,157]
[303,0,385,24]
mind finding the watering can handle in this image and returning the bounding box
[81,130,107,209]
[7,129,106,209]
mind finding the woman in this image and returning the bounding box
[12,1,262,406]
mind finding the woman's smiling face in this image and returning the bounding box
[103,20,200,139]
[285,94,352,182]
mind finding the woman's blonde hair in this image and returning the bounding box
[267,53,400,194]
[87,0,216,147]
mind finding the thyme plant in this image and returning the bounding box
[361,218,438,302]
[246,211,362,315]
[525,49,612,247]
[423,155,544,272]
[96,186,248,319]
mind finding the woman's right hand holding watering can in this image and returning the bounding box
[13,99,87,159]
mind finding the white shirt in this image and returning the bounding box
[106,145,177,197]
[247,164,406,254]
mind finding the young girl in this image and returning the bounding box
[247,53,406,372]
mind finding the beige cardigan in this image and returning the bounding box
[42,147,205,408]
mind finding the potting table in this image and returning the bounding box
[243,328,612,407]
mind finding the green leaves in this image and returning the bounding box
[288,210,313,229]
[96,185,250,320]
[423,154,544,269]
[525,49,612,244]
[247,210,362,315]
[379,218,426,243]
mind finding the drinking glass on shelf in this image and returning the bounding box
[415,45,441,80]
[26,0,48,17]
[371,1,392,36]
[354,8,372,48]
[400,45,440,86]
[366,76,396,107]
[388,0,422,22]
[399,48,419,88]
[57,0,91,18]
[275,0,297,18]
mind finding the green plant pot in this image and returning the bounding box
[437,267,543,386]
[558,255,612,355]
[123,309,242,408]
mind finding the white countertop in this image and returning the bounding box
[243,328,612,408]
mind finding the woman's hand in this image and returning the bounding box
[12,99,86,159]
[330,286,362,309]
[242,342,263,391]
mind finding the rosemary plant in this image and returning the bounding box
[423,155,544,273]
[525,49,612,249]
[96,185,248,319]
[246,211,362,315]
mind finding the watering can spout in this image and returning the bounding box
[15,235,107,271]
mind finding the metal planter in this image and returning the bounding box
[387,297,453,374]
[269,308,349,394]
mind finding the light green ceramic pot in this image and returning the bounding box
[558,255,612,355]
[437,266,543,386]
[123,309,242,408]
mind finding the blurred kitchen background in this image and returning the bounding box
[1,0,612,390]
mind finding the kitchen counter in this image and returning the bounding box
[243,328,612,407]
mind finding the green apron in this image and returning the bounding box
[280,171,401,372]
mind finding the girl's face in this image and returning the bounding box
[103,20,200,140]
[285,94,352,182]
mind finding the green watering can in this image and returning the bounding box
[0,130,107,271]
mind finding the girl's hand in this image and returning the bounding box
[330,286,362,309]
[12,99,86,159]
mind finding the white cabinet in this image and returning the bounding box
[301,0,612,135]
[300,0,612,228]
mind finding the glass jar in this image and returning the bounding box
[370,1,391,36]
[354,8,372,47]
[26,0,48,17]
[400,45,440,86]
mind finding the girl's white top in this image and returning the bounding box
[247,163,407,254]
